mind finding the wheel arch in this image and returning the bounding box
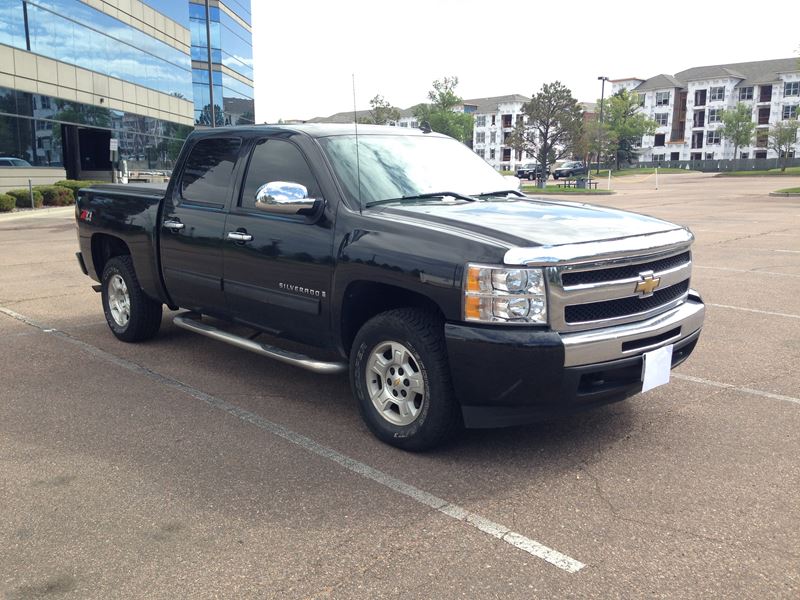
[91,233,131,279]
[339,281,445,356]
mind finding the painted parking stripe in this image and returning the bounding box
[673,373,800,407]
[695,265,800,278]
[706,303,800,320]
[0,305,585,574]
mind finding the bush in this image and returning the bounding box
[0,193,15,212]
[7,188,43,208]
[54,179,105,197]
[34,185,75,206]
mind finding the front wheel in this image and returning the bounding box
[101,255,162,342]
[350,308,460,451]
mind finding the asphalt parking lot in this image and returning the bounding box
[1,172,799,598]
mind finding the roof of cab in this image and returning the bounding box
[190,123,446,139]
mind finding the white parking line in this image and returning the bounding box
[706,303,800,320]
[673,374,800,406]
[0,305,585,574]
[746,249,800,254]
[695,265,800,278]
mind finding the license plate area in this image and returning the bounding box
[641,344,674,392]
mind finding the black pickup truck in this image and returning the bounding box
[75,124,704,450]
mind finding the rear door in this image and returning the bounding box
[160,136,242,315]
[222,135,334,345]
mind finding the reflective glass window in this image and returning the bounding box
[221,51,253,80]
[222,74,253,99]
[23,0,192,98]
[0,0,26,48]
[142,0,188,25]
[180,137,241,204]
[240,139,320,210]
[222,0,251,25]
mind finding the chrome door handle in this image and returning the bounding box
[163,220,185,231]
[227,231,253,242]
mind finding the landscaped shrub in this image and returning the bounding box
[0,193,15,212]
[7,188,43,208]
[34,185,75,206]
[54,179,105,198]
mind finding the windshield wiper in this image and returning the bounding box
[365,191,476,208]
[474,189,526,198]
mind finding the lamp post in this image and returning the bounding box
[596,76,609,174]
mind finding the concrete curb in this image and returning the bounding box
[0,205,74,221]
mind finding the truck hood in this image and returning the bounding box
[378,197,682,248]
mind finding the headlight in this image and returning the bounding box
[464,264,547,324]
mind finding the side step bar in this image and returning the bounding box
[173,313,347,375]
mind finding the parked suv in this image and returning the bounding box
[553,161,587,180]
[515,163,549,181]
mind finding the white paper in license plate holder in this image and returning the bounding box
[641,344,673,392]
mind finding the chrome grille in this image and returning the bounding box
[547,248,692,332]
[564,281,689,323]
[561,251,691,286]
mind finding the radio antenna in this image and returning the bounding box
[352,73,362,214]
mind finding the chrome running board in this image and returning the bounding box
[173,313,347,375]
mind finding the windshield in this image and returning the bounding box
[318,134,509,208]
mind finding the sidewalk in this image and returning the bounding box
[0,205,74,221]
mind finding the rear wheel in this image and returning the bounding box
[350,308,460,451]
[101,256,162,342]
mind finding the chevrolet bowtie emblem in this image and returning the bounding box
[635,271,661,298]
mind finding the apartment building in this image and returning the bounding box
[310,94,596,172]
[466,94,529,170]
[612,58,800,162]
[470,97,598,171]
[0,0,253,181]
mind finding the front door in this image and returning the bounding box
[222,136,334,345]
[160,137,242,316]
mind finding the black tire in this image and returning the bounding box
[553,174,559,180]
[350,308,460,451]
[101,255,162,342]
[528,173,534,181]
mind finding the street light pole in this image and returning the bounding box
[596,76,609,174]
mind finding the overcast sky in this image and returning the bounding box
[251,1,800,123]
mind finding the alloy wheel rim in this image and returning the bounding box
[108,274,131,327]
[365,340,425,426]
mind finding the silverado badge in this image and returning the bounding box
[634,271,661,298]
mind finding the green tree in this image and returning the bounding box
[506,81,583,186]
[576,118,617,170]
[197,103,224,127]
[360,94,400,125]
[413,76,473,144]
[600,89,657,169]
[769,118,799,171]
[720,103,755,160]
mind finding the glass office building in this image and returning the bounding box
[189,0,255,127]
[0,0,253,180]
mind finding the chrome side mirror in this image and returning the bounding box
[254,181,320,215]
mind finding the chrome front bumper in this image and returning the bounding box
[561,290,705,367]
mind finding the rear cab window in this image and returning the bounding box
[179,137,242,208]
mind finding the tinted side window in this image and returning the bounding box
[240,138,320,210]
[180,138,241,204]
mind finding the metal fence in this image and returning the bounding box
[628,158,800,173]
